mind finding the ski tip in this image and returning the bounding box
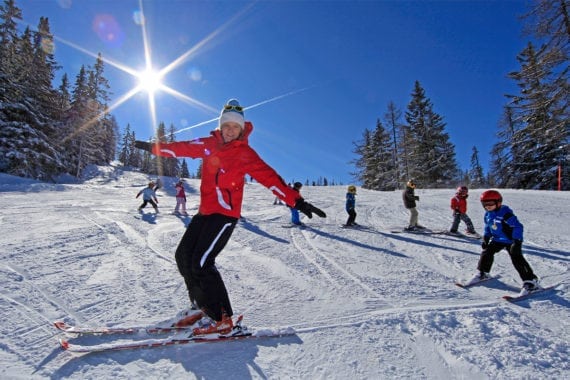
[455,282,466,288]
[59,338,70,350]
[53,321,66,330]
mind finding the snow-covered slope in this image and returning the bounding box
[1,167,568,379]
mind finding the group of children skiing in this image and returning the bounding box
[131,98,540,337]
[136,179,188,216]
[399,180,539,296]
[337,180,539,297]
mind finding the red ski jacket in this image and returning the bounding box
[150,122,301,218]
[450,195,468,214]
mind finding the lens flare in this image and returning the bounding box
[92,14,124,48]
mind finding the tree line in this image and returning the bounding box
[351,0,568,191]
[0,0,118,180]
[1,0,567,189]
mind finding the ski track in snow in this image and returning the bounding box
[0,168,568,379]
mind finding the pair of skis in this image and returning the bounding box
[391,228,481,239]
[54,315,295,354]
[455,276,556,302]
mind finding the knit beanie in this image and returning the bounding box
[219,99,245,129]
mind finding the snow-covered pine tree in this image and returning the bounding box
[0,8,64,179]
[350,128,375,189]
[506,42,568,189]
[384,101,404,189]
[404,81,460,188]
[165,123,180,177]
[468,146,486,188]
[180,159,190,178]
[370,119,399,190]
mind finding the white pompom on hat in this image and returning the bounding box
[219,99,245,129]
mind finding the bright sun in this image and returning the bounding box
[137,68,163,93]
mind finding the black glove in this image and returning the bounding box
[415,196,419,201]
[294,198,326,219]
[134,140,152,152]
[510,239,522,254]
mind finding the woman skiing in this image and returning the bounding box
[135,99,326,335]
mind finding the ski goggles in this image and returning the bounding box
[223,104,244,112]
[481,201,497,207]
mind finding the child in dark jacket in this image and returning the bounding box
[449,186,477,235]
[345,185,357,226]
[467,190,540,296]
[402,180,424,230]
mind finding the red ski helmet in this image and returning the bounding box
[480,190,502,207]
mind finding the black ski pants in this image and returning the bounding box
[346,209,357,226]
[175,213,237,321]
[477,241,537,282]
[139,199,158,210]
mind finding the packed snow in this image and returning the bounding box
[0,165,568,379]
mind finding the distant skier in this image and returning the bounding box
[344,185,357,226]
[174,180,187,215]
[134,99,326,335]
[136,182,159,213]
[467,190,540,296]
[402,180,424,230]
[449,186,477,235]
[289,182,303,225]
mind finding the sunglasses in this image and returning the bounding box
[224,104,244,112]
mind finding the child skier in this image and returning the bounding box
[345,185,357,226]
[468,190,540,296]
[290,182,303,225]
[134,99,326,335]
[174,180,187,215]
[402,180,424,230]
[136,182,159,213]
[449,186,477,235]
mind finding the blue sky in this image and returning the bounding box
[17,0,531,185]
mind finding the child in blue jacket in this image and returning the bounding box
[290,182,303,225]
[345,185,357,226]
[468,190,539,296]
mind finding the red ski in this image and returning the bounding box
[502,285,557,302]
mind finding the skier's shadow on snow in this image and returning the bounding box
[305,226,408,258]
[522,246,570,262]
[49,334,303,379]
[374,231,478,256]
[137,212,158,224]
[239,218,290,244]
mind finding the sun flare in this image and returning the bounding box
[137,68,163,94]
